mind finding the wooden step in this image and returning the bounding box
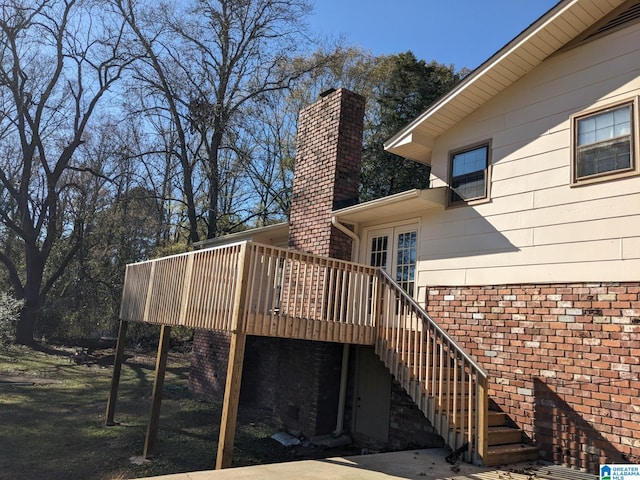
[378,340,539,468]
[484,443,539,466]
[488,426,523,446]
[488,411,508,427]
[450,423,522,446]
[433,393,476,410]
[450,410,508,428]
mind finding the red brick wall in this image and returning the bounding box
[189,330,231,399]
[426,282,640,472]
[388,380,445,450]
[240,336,279,409]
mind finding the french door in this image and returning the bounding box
[365,224,418,297]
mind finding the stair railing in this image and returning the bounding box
[375,269,489,466]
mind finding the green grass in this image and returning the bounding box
[0,343,290,480]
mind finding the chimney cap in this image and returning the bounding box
[319,88,336,98]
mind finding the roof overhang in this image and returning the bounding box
[194,222,289,249]
[384,0,630,162]
[332,187,447,226]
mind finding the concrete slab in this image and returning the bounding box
[138,448,595,480]
[137,448,462,480]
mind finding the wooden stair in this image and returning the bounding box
[380,345,539,465]
[486,443,541,466]
[374,271,538,467]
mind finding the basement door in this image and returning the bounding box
[352,223,418,444]
[353,346,391,443]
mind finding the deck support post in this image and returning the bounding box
[475,375,489,466]
[215,331,247,469]
[143,324,172,458]
[105,319,129,426]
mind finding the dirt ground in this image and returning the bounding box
[0,342,359,480]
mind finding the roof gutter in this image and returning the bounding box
[331,216,360,261]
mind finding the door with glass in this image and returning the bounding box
[366,224,418,296]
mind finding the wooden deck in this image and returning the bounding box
[115,241,495,467]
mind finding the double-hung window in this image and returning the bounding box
[449,142,490,205]
[572,100,637,184]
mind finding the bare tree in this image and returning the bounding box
[117,0,319,241]
[115,0,203,243]
[0,0,136,344]
[239,47,385,226]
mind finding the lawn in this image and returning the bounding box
[0,342,300,480]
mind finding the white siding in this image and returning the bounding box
[420,24,640,286]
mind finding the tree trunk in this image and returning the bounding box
[206,130,223,240]
[14,248,45,345]
[14,298,39,345]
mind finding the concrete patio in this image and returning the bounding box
[138,448,599,480]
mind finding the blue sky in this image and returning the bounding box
[307,0,559,71]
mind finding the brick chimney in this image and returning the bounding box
[190,87,367,440]
[289,88,365,259]
[271,88,366,437]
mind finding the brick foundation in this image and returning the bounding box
[189,330,231,399]
[240,336,279,409]
[426,282,640,473]
[388,381,445,450]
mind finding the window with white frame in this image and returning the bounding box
[449,142,490,205]
[573,100,636,183]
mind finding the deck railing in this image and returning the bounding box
[120,242,247,332]
[119,240,489,463]
[241,243,378,344]
[120,242,378,344]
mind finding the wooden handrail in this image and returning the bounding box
[375,269,489,465]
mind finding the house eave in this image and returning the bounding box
[332,187,447,226]
[193,221,290,249]
[385,0,630,162]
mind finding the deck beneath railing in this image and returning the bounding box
[245,312,375,344]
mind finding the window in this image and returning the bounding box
[395,231,416,297]
[369,235,388,270]
[449,143,490,205]
[573,101,636,183]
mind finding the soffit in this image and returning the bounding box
[332,188,447,226]
[385,0,629,163]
